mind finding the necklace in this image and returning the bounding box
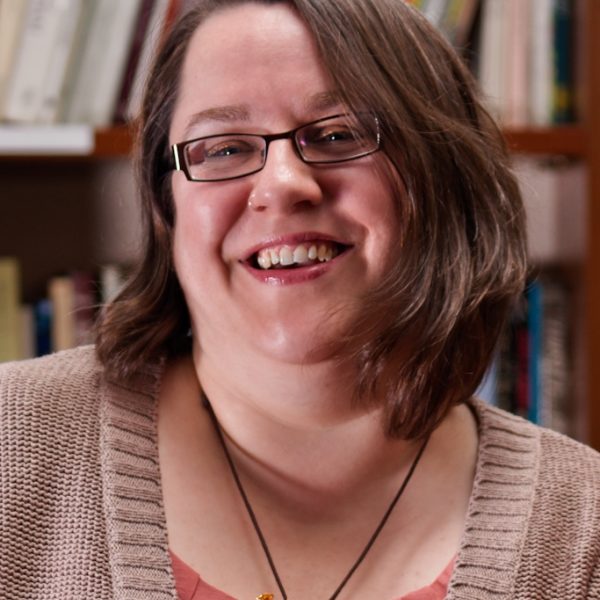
[203,396,429,600]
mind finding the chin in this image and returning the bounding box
[250,321,348,366]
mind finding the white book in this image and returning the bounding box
[49,275,76,352]
[504,0,531,127]
[0,124,93,154]
[529,0,554,125]
[0,0,29,110]
[422,0,448,28]
[126,0,172,122]
[64,0,143,126]
[2,0,67,123]
[477,0,507,121]
[515,157,586,264]
[37,0,86,123]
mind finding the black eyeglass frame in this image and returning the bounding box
[170,113,382,182]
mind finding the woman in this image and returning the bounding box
[1,1,599,599]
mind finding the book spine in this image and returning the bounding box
[0,258,22,362]
[529,0,554,125]
[2,0,65,123]
[113,0,157,124]
[48,275,76,351]
[477,0,506,121]
[504,0,531,127]
[64,0,143,126]
[54,1,96,123]
[526,280,543,425]
[540,280,572,434]
[552,0,575,123]
[34,299,52,357]
[422,0,449,27]
[0,0,29,110]
[36,0,85,123]
[125,0,181,122]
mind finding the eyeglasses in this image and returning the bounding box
[171,113,381,182]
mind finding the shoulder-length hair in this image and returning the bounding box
[96,0,527,439]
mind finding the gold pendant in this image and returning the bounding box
[256,595,274,600]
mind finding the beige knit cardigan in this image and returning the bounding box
[1,346,599,599]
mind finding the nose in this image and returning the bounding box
[247,139,324,214]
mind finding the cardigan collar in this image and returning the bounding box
[99,359,540,600]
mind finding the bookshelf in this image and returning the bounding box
[0,0,598,450]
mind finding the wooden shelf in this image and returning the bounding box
[1,123,588,159]
[95,124,591,159]
[503,126,586,157]
[94,125,135,157]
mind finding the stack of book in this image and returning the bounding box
[0,258,126,363]
[410,0,577,126]
[478,277,574,436]
[0,0,182,128]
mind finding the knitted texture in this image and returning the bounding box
[1,346,599,599]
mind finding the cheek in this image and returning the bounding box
[350,173,403,264]
[171,178,247,267]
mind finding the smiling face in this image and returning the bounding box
[169,2,403,365]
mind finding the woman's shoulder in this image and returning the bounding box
[473,397,600,498]
[0,345,102,403]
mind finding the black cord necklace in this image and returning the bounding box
[203,396,429,600]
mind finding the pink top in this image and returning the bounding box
[170,550,454,600]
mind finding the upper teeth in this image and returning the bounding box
[256,243,337,270]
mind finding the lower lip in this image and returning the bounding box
[242,252,348,285]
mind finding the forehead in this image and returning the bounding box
[170,3,338,139]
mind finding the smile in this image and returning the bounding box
[251,241,347,270]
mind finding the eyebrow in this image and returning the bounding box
[184,104,251,134]
[182,91,344,135]
[304,91,343,114]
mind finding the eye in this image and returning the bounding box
[185,136,260,165]
[308,124,356,145]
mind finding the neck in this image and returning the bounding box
[190,343,416,499]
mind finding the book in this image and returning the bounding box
[0,0,29,112]
[34,299,52,357]
[530,0,558,125]
[48,275,76,351]
[54,0,96,123]
[125,0,180,122]
[48,271,97,351]
[113,0,157,124]
[71,271,96,346]
[63,0,143,126]
[439,0,480,48]
[36,0,87,123]
[483,278,574,435]
[0,258,21,362]
[526,279,543,425]
[504,0,531,127]
[539,279,572,434]
[20,304,36,360]
[477,0,507,120]
[1,0,68,123]
[514,157,586,264]
[421,0,448,28]
[552,0,575,123]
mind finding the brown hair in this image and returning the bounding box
[96,0,527,439]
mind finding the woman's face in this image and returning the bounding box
[169,3,403,365]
